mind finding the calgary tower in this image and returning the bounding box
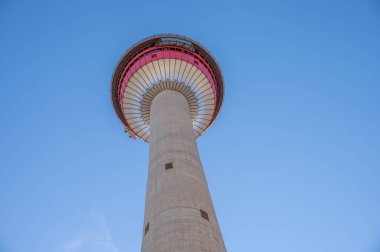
[111,34,226,251]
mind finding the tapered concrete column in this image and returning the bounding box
[142,90,226,252]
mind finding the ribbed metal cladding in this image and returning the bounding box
[142,90,226,252]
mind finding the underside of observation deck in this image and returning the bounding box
[111,34,224,141]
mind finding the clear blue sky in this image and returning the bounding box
[1,0,379,251]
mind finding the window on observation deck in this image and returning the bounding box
[200,209,209,221]
[165,162,173,170]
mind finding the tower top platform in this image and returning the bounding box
[111,34,224,142]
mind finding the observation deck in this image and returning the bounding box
[111,34,224,142]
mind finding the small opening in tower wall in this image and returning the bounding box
[145,222,149,235]
[165,162,173,169]
[200,209,209,221]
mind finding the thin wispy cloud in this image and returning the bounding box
[56,212,120,252]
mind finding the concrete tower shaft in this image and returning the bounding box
[143,90,226,251]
